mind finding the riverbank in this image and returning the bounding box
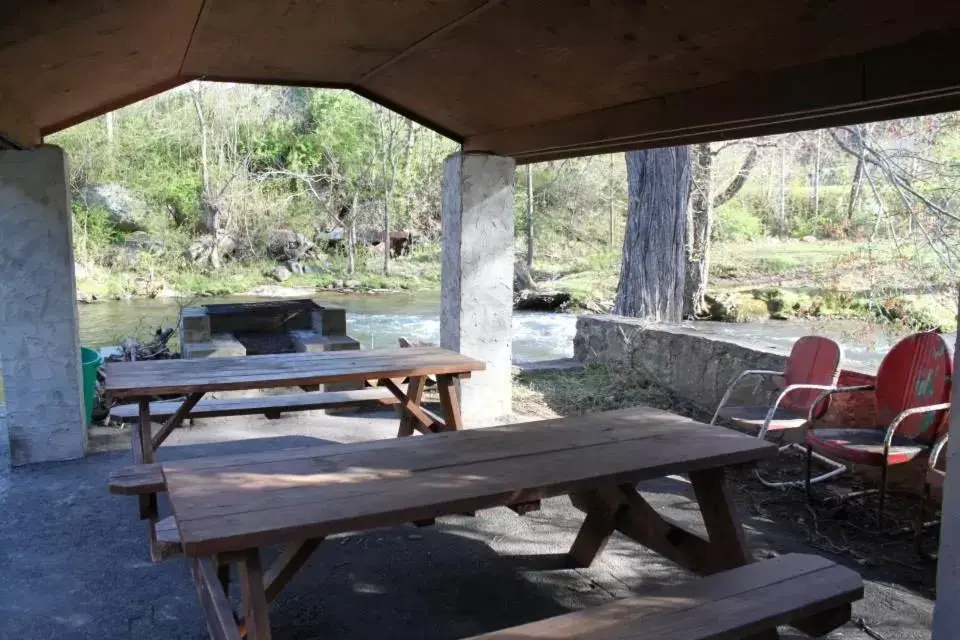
[75,237,958,331]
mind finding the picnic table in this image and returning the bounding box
[105,346,485,560]
[110,406,792,639]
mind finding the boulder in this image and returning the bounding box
[285,260,306,275]
[124,231,164,253]
[267,229,315,261]
[185,234,237,268]
[271,265,292,282]
[80,183,151,232]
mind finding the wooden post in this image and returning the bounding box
[238,549,272,640]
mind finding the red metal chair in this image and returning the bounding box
[804,331,952,525]
[711,335,844,487]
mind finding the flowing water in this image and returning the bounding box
[77,292,954,371]
[77,292,578,362]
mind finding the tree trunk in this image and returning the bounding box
[525,164,534,268]
[778,140,787,237]
[684,144,712,318]
[613,147,691,321]
[609,153,616,245]
[347,193,357,275]
[813,129,822,218]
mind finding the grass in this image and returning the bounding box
[512,365,675,419]
[77,248,442,300]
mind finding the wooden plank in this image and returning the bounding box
[567,489,620,568]
[436,374,463,431]
[465,553,861,639]
[137,399,153,463]
[397,375,426,437]
[167,419,730,513]
[263,538,324,603]
[109,463,165,495]
[165,418,774,555]
[613,485,719,575]
[104,347,485,397]
[382,379,442,434]
[192,557,241,640]
[237,549,272,640]
[110,387,399,421]
[152,391,204,449]
[161,405,701,476]
[689,467,750,572]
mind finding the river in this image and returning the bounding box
[77,293,952,371]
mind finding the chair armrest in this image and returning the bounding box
[806,385,876,425]
[757,384,837,438]
[710,370,785,425]
[884,403,952,449]
[930,433,950,471]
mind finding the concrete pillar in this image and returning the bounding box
[440,152,515,425]
[933,317,960,637]
[0,146,86,465]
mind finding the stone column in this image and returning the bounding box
[0,146,86,465]
[933,319,960,637]
[440,152,515,425]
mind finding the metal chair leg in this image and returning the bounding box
[915,484,929,556]
[878,460,888,529]
[805,445,814,502]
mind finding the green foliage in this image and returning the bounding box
[71,203,120,265]
[713,201,763,241]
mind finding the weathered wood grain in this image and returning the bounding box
[104,347,484,397]
[465,553,861,639]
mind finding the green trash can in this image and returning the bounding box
[80,347,103,426]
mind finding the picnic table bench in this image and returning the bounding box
[109,406,862,639]
[105,346,485,559]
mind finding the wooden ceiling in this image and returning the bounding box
[3,0,960,161]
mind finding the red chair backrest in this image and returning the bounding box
[780,336,842,415]
[875,332,952,443]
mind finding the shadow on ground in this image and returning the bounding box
[0,412,935,640]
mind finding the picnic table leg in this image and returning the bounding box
[238,549,272,640]
[436,374,464,431]
[397,375,426,437]
[567,489,620,567]
[689,467,750,571]
[133,398,163,561]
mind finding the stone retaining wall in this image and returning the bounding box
[574,315,877,427]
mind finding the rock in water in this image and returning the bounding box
[79,183,151,232]
[271,265,292,282]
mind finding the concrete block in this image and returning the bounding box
[0,146,86,465]
[179,307,211,343]
[318,306,347,337]
[440,152,516,426]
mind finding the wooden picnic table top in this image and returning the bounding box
[104,346,485,398]
[150,406,776,556]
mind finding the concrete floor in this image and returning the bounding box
[0,408,935,639]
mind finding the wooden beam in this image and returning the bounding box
[238,549,272,640]
[152,392,204,450]
[263,538,324,604]
[192,557,242,640]
[356,0,506,85]
[464,29,960,163]
[0,84,39,147]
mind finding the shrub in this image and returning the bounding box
[713,202,763,241]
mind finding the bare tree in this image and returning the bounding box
[684,143,759,317]
[526,164,534,268]
[614,147,691,321]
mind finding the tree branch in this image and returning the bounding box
[712,145,759,208]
